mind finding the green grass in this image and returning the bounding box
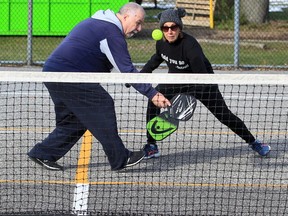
[269,8,288,20]
[127,39,288,66]
[238,42,288,65]
[144,8,163,22]
[0,36,287,66]
[127,38,156,63]
[201,42,288,65]
[0,36,63,61]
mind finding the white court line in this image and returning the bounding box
[72,183,89,216]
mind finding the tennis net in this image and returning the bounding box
[0,71,288,215]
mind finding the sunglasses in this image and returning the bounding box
[161,25,179,32]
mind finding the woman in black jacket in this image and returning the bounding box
[142,8,271,159]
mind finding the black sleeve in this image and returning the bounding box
[186,41,213,74]
[203,57,214,73]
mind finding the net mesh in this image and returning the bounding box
[0,71,288,215]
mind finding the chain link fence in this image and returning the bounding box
[0,0,287,68]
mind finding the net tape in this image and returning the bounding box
[1,71,288,85]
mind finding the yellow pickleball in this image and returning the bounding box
[152,29,163,41]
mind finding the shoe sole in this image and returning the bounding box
[144,152,161,159]
[28,156,63,171]
[124,154,145,168]
[254,146,271,157]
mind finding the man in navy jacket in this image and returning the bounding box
[28,2,170,171]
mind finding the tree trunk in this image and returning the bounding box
[241,0,269,24]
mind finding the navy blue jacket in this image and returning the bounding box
[44,9,157,99]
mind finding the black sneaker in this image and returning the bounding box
[28,156,64,171]
[124,150,145,168]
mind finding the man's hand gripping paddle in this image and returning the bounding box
[147,94,197,141]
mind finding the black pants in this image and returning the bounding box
[146,84,255,144]
[28,81,130,170]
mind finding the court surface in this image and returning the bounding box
[0,67,287,215]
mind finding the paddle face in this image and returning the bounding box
[168,94,197,121]
[147,94,197,141]
[146,111,179,141]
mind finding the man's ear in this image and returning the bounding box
[122,13,129,21]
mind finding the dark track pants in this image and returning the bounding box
[28,82,130,170]
[147,84,256,144]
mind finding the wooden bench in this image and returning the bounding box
[176,0,216,28]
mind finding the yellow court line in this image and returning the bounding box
[75,130,92,184]
[0,127,286,136]
[0,179,287,189]
[1,128,287,190]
